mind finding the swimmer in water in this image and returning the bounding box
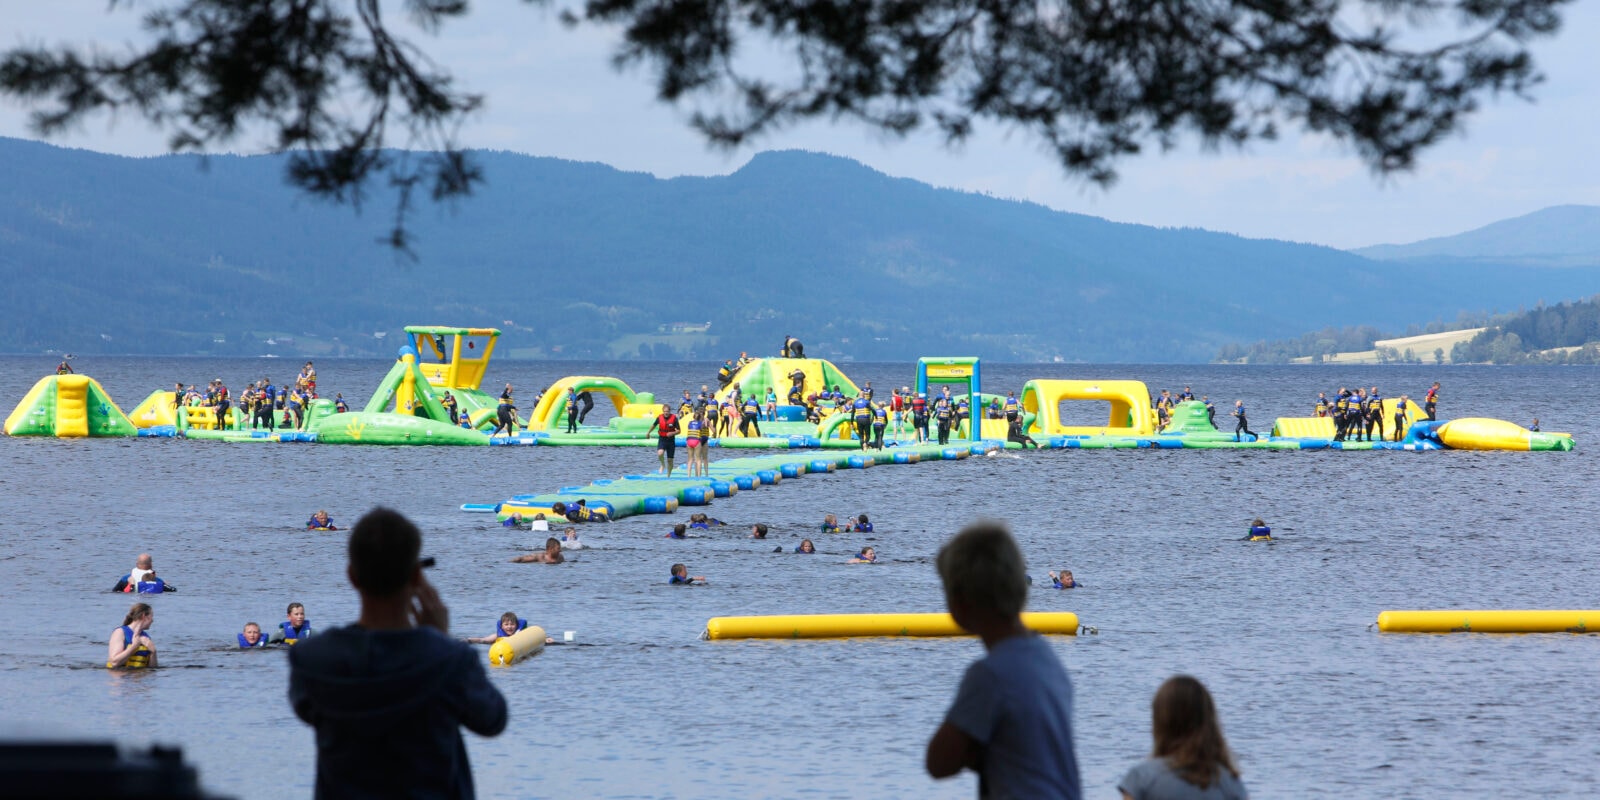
[821,513,846,533]
[750,523,768,539]
[854,514,874,533]
[467,612,527,644]
[511,538,566,563]
[795,539,816,554]
[1245,518,1272,541]
[238,621,269,649]
[501,513,526,529]
[108,603,157,669]
[666,523,688,539]
[275,602,313,645]
[560,527,584,550]
[307,510,337,530]
[669,563,707,585]
[848,546,877,564]
[1047,570,1079,589]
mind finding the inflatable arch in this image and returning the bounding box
[1021,379,1155,437]
[4,374,137,438]
[528,377,648,432]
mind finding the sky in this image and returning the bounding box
[3,2,1597,250]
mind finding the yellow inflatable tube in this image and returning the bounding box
[488,625,547,665]
[704,612,1079,640]
[1377,610,1600,634]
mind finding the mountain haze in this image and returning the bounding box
[2,137,1597,361]
[1354,205,1600,267]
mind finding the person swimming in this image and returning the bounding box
[237,621,270,649]
[750,523,769,539]
[848,546,877,564]
[107,603,156,669]
[669,563,707,585]
[820,514,848,533]
[1246,518,1273,541]
[560,527,584,550]
[795,539,816,554]
[276,602,312,644]
[511,538,566,563]
[1047,570,1079,589]
[666,523,688,539]
[307,510,337,530]
[853,514,873,533]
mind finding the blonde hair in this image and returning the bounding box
[936,521,1027,618]
[1151,675,1240,788]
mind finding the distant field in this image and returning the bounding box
[1290,328,1486,365]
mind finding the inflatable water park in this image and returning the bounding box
[5,326,1575,455]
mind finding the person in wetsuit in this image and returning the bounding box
[782,335,805,359]
[565,389,581,434]
[577,390,595,424]
[1231,400,1256,442]
[1425,382,1440,420]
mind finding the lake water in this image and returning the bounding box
[3,356,1598,798]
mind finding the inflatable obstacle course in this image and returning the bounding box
[1377,610,1598,633]
[4,375,137,438]
[703,611,1081,640]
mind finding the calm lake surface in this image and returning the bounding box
[3,356,1598,799]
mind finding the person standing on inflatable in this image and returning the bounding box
[1231,400,1257,442]
[1425,382,1440,420]
[646,406,681,477]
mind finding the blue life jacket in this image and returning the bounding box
[1249,525,1272,539]
[135,578,165,594]
[669,575,692,584]
[794,545,814,554]
[744,397,759,413]
[689,522,709,529]
[237,632,268,649]
[1235,404,1247,417]
[494,619,529,638]
[279,620,312,644]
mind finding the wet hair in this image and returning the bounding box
[752,523,768,538]
[287,602,304,615]
[857,514,869,524]
[544,538,565,564]
[1250,518,1265,528]
[936,521,1028,618]
[1151,675,1240,788]
[348,507,422,598]
[673,523,687,536]
[122,603,152,626]
[671,563,687,575]
[499,612,520,628]
[243,622,260,632]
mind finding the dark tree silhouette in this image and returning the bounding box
[0,0,1571,250]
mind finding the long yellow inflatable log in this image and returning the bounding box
[487,625,547,665]
[704,612,1079,640]
[1377,610,1599,634]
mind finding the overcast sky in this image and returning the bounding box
[3,2,1596,250]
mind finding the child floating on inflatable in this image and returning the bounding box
[468,613,528,644]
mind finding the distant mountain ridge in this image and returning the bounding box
[3,136,1599,361]
[1354,205,1600,267]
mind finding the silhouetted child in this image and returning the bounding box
[925,522,1081,796]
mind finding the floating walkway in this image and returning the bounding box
[464,440,1000,521]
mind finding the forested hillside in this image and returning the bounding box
[5,137,1599,361]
